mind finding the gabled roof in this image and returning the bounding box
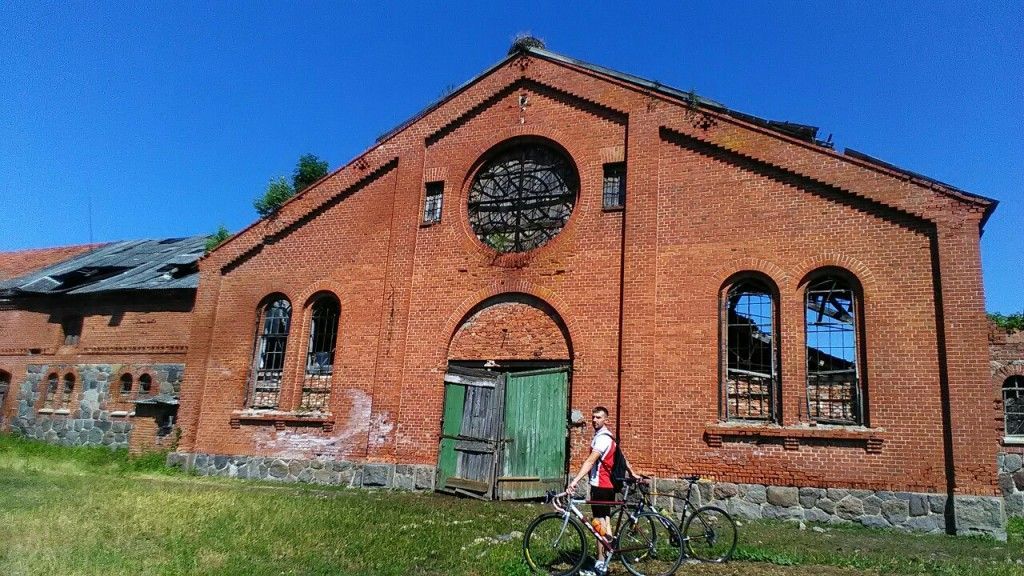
[0,236,206,296]
[375,44,995,213]
[209,43,997,266]
[0,243,108,281]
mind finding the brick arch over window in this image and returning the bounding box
[138,372,154,396]
[447,291,572,363]
[118,372,134,396]
[794,253,877,294]
[711,257,791,292]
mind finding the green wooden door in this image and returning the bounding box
[437,367,504,499]
[497,367,569,500]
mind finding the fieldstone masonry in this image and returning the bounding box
[998,452,1024,518]
[170,452,436,492]
[11,363,183,449]
[648,478,1006,540]
[171,449,1006,539]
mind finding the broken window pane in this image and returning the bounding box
[724,278,777,421]
[61,373,75,409]
[1005,376,1024,437]
[805,275,861,425]
[467,143,578,253]
[43,373,58,409]
[250,297,291,409]
[302,295,339,412]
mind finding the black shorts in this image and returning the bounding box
[590,486,617,519]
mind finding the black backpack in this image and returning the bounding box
[598,431,630,491]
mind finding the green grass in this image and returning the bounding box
[1,434,1021,576]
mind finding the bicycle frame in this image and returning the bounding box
[548,482,656,561]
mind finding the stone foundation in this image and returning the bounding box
[168,452,436,491]
[170,451,1006,539]
[998,452,1024,518]
[649,478,1006,540]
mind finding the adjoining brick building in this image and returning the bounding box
[61,42,996,536]
[990,322,1024,517]
[0,237,205,453]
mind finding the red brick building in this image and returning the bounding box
[149,43,1005,535]
[990,322,1024,517]
[0,238,204,453]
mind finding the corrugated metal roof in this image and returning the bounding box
[0,236,206,296]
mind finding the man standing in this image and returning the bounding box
[567,406,636,575]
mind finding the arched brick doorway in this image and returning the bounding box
[438,293,572,500]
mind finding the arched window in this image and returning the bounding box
[302,295,340,411]
[250,297,292,409]
[0,370,10,414]
[723,277,779,421]
[1005,376,1024,438]
[138,373,153,396]
[805,273,863,425]
[120,373,134,396]
[43,373,59,409]
[61,373,75,409]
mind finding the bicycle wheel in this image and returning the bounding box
[522,512,588,575]
[618,512,684,576]
[682,506,737,562]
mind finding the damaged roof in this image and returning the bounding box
[0,236,206,296]
[0,243,109,281]
[372,43,994,221]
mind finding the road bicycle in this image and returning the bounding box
[642,475,738,563]
[522,478,683,576]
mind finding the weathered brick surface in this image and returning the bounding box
[176,50,999,510]
[0,291,191,451]
[991,323,1024,517]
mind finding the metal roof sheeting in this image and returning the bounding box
[0,236,206,296]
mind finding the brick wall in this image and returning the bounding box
[0,291,192,450]
[991,323,1024,517]
[179,51,998,507]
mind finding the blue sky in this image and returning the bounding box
[0,2,1020,312]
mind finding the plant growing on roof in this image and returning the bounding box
[292,153,329,193]
[253,154,330,218]
[254,176,295,218]
[204,225,231,253]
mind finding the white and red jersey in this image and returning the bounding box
[589,426,616,488]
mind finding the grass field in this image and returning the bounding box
[1,435,1021,576]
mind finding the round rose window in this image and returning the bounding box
[467,143,578,253]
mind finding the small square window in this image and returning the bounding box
[603,163,626,210]
[423,181,444,225]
